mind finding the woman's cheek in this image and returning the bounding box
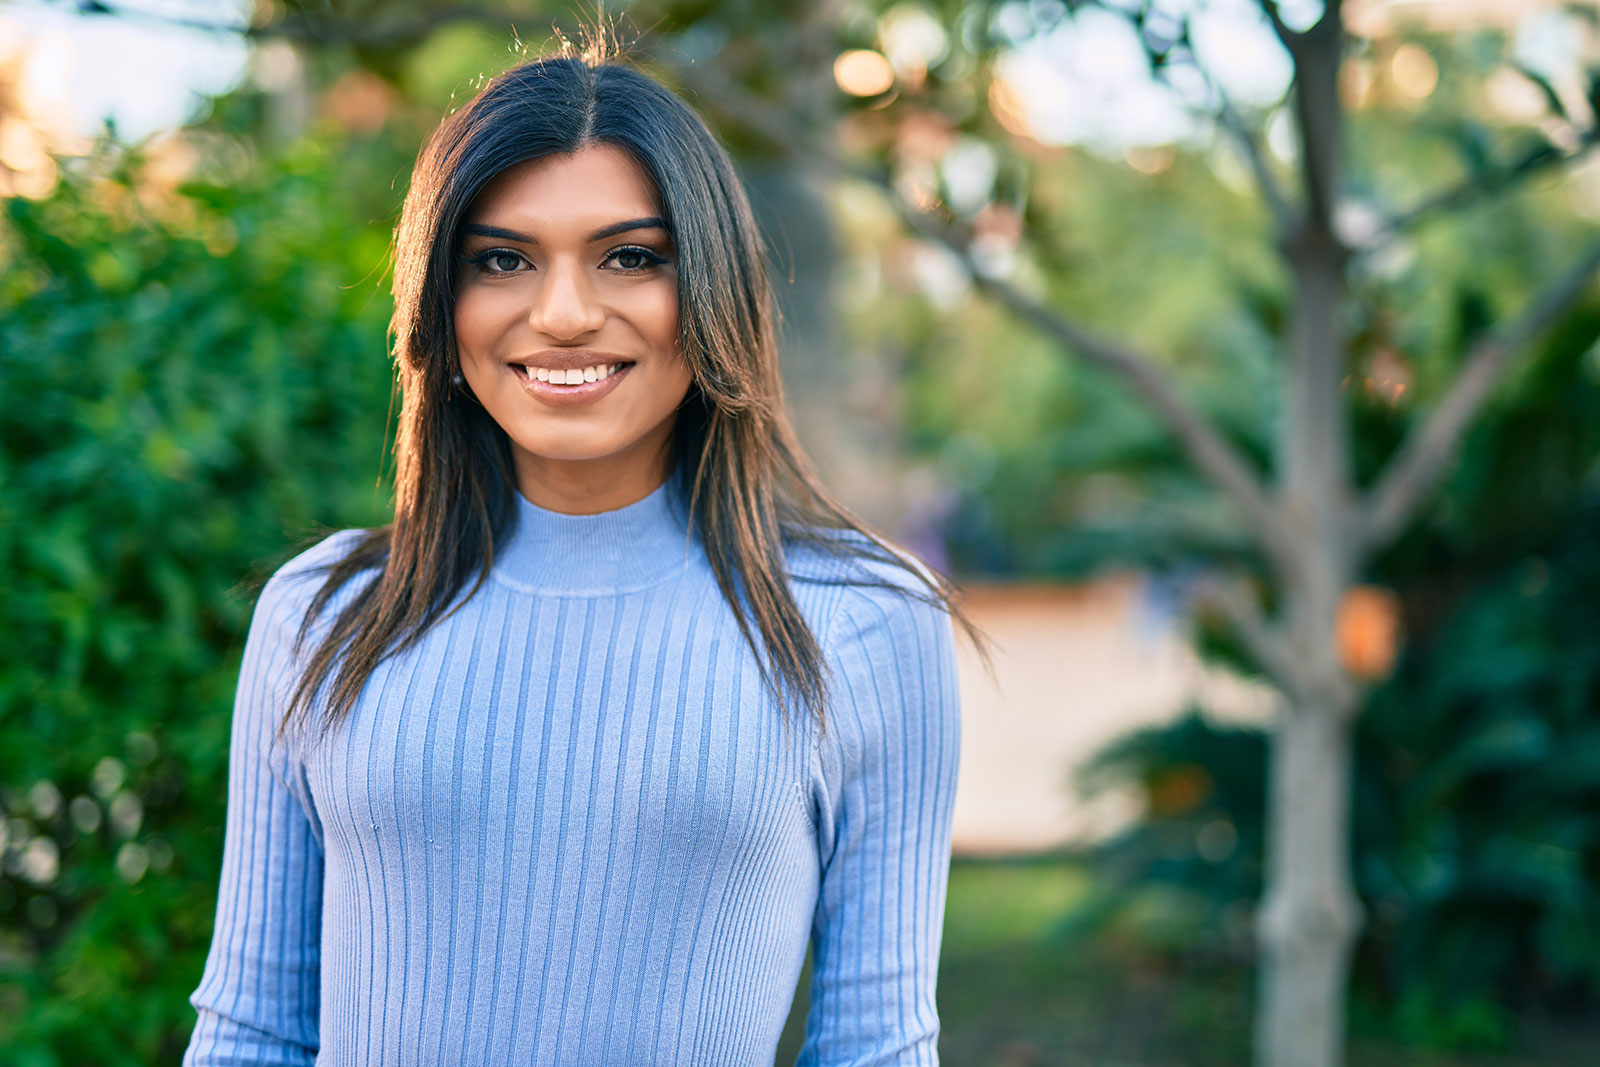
[454,288,512,361]
[634,278,679,338]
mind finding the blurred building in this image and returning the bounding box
[947,577,1274,856]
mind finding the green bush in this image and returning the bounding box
[0,132,397,1062]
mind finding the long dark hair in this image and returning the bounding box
[285,52,987,740]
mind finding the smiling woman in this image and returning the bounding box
[182,49,986,1067]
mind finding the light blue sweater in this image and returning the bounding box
[184,472,962,1066]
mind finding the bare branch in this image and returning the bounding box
[1214,92,1297,237]
[1192,573,1296,691]
[1254,0,1342,50]
[1165,19,1297,239]
[958,248,1298,573]
[1288,1,1345,238]
[1362,128,1600,256]
[663,57,1300,575]
[1315,0,1345,38]
[1097,1,1296,230]
[1360,237,1600,551]
[1256,0,1300,53]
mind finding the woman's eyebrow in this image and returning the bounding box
[463,223,535,243]
[586,216,670,241]
[460,218,671,244]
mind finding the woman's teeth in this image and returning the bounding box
[524,363,627,384]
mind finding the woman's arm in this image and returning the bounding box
[801,576,963,1066]
[183,539,353,1066]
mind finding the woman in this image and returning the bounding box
[185,51,982,1066]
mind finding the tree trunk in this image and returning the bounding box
[1262,35,1360,1046]
[1254,685,1362,1067]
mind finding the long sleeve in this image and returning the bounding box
[184,538,353,1066]
[800,578,963,1067]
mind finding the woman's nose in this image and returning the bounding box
[527,260,605,340]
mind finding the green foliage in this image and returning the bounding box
[0,127,397,1060]
[1356,502,1600,1034]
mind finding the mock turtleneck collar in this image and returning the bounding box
[490,469,700,596]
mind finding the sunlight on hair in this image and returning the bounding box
[549,5,632,68]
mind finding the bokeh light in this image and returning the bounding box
[1391,43,1440,99]
[834,48,895,97]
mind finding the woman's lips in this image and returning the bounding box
[508,361,634,407]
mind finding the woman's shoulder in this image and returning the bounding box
[233,530,382,749]
[784,523,938,586]
[785,529,961,759]
[782,526,951,649]
[255,528,380,630]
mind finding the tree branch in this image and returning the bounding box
[1256,0,1300,54]
[1166,19,1297,240]
[960,247,1298,574]
[1192,573,1297,692]
[662,56,1300,575]
[1100,2,1296,233]
[1360,237,1600,550]
[1361,127,1600,256]
[1288,0,1344,240]
[1215,90,1298,237]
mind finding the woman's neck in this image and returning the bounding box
[510,429,676,515]
[491,463,698,596]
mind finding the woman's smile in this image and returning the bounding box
[505,353,637,406]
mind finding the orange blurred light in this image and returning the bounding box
[1366,347,1413,406]
[1148,766,1213,817]
[324,70,393,134]
[834,50,895,97]
[1337,586,1402,681]
[973,203,1023,244]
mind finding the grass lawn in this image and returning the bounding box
[925,857,1600,1067]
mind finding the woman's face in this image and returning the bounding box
[453,143,692,511]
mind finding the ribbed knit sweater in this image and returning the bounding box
[183,472,962,1066]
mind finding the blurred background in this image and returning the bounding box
[3,0,1600,1064]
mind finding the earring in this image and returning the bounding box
[451,373,464,386]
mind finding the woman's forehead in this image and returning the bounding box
[465,144,665,237]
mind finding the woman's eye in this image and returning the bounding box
[605,246,666,272]
[487,251,522,273]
